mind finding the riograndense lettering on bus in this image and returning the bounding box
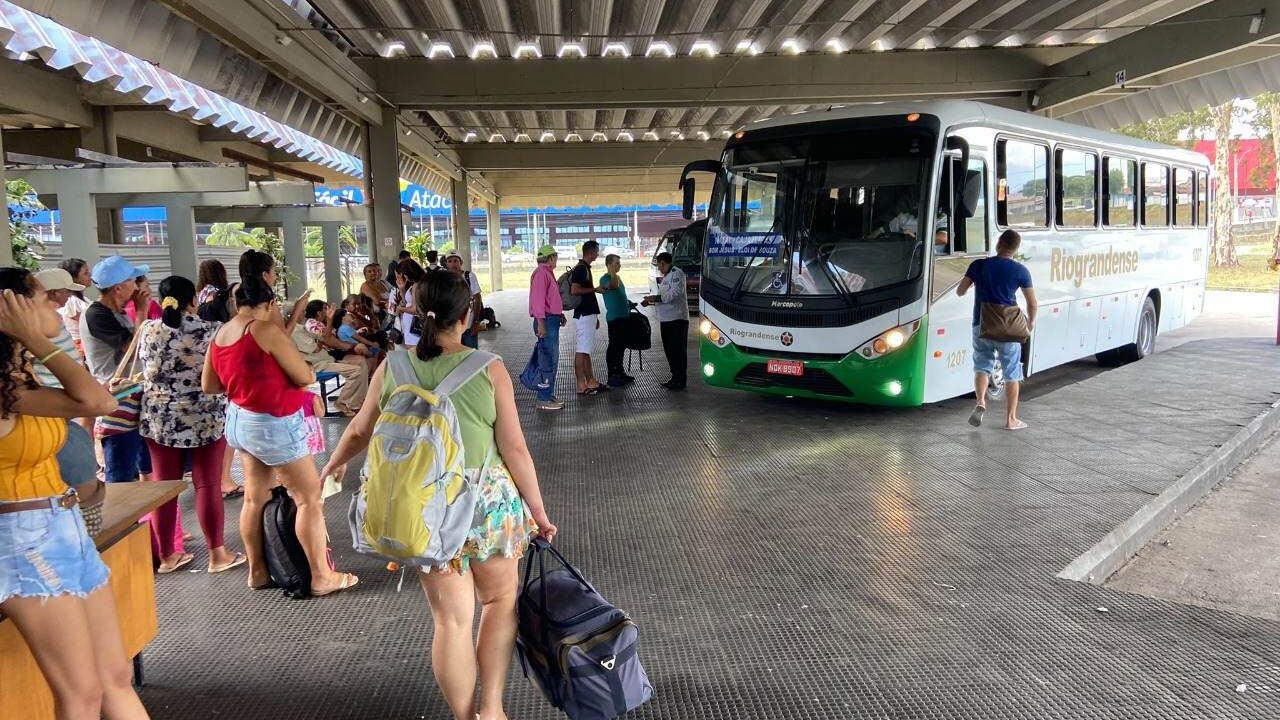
[1049,247,1140,287]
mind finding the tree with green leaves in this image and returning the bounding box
[1116,108,1212,148]
[6,179,45,270]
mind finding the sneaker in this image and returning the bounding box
[607,375,627,387]
[537,399,565,411]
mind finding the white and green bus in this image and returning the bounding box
[679,101,1210,406]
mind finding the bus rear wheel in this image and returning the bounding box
[1099,297,1157,366]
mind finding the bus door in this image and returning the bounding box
[923,151,991,403]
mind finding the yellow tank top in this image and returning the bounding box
[0,414,67,501]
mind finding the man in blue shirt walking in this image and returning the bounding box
[957,229,1038,430]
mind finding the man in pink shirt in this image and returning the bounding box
[524,244,566,410]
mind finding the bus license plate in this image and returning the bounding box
[766,359,805,377]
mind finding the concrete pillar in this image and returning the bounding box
[365,106,403,264]
[321,223,343,305]
[0,130,12,266]
[57,191,101,265]
[102,108,126,245]
[486,200,503,291]
[281,210,307,295]
[451,172,471,267]
[164,202,198,279]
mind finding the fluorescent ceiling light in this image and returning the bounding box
[780,39,803,54]
[488,133,506,142]
[602,42,630,58]
[558,42,586,58]
[617,130,635,142]
[695,130,710,141]
[1041,34,1061,46]
[721,129,732,138]
[735,39,760,55]
[514,132,532,142]
[642,131,660,141]
[470,41,498,59]
[872,38,892,52]
[564,133,583,142]
[825,38,846,53]
[539,131,556,142]
[645,41,674,57]
[514,42,541,59]
[463,131,477,142]
[914,37,935,50]
[427,42,454,58]
[669,130,684,140]
[590,132,609,142]
[690,40,718,57]
[382,41,406,57]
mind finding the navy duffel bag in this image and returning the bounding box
[516,538,652,720]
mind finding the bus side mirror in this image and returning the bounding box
[682,178,696,219]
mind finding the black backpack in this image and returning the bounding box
[623,308,651,351]
[262,486,314,599]
[197,286,234,323]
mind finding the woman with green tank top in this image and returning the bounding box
[322,269,557,720]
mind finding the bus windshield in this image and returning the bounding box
[705,128,934,298]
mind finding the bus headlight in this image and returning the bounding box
[700,318,730,348]
[856,320,920,360]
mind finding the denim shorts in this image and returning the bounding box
[972,326,1025,382]
[224,402,309,467]
[0,501,110,605]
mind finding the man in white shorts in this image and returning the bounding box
[568,240,607,396]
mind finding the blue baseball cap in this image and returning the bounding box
[91,255,149,289]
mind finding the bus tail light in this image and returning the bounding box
[856,320,920,360]
[700,318,730,348]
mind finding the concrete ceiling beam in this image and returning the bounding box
[0,58,95,128]
[358,48,1063,110]
[151,0,382,125]
[1036,0,1280,113]
[12,164,248,197]
[92,181,314,209]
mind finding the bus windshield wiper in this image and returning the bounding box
[728,211,783,302]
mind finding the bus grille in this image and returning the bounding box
[706,298,890,328]
[734,364,853,397]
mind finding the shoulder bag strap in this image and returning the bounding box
[111,319,150,383]
[386,349,417,388]
[434,350,499,397]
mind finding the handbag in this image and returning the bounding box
[94,321,149,437]
[976,261,1030,343]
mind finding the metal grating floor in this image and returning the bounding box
[139,292,1280,719]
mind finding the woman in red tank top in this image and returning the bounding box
[202,278,357,596]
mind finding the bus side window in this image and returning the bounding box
[1196,171,1209,226]
[1173,168,1193,226]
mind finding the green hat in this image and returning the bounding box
[537,244,558,259]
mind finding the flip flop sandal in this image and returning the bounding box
[209,553,247,574]
[1006,420,1029,431]
[312,572,359,597]
[157,553,195,574]
[968,405,986,427]
[222,487,244,499]
[577,387,599,396]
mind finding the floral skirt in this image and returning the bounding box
[429,463,537,575]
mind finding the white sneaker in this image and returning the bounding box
[538,399,565,411]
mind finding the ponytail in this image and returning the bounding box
[156,275,196,329]
[414,269,471,361]
[235,276,275,308]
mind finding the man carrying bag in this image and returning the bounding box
[957,229,1037,431]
